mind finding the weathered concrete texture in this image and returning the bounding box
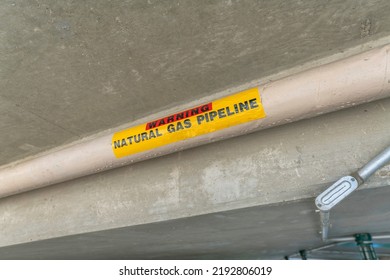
[0,98,389,249]
[1,186,390,260]
[2,0,390,165]
[0,97,75,162]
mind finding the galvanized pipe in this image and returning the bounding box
[319,145,390,241]
[320,211,330,241]
[327,233,390,242]
[286,233,390,259]
[357,146,390,181]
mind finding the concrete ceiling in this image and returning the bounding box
[2,0,390,166]
[1,186,390,260]
[1,0,390,260]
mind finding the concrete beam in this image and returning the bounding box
[0,97,389,248]
[1,186,390,259]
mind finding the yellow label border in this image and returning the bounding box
[112,87,266,158]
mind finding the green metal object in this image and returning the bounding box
[355,233,378,260]
[299,250,307,260]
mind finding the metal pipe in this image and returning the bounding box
[320,211,330,241]
[308,242,342,252]
[310,251,390,257]
[355,233,378,260]
[1,45,390,198]
[325,236,356,242]
[286,233,390,259]
[285,242,346,259]
[357,146,390,181]
[316,251,390,257]
[371,234,390,240]
[326,233,390,242]
[318,145,390,241]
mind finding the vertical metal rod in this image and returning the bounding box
[320,211,330,241]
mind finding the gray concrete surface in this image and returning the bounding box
[1,1,390,259]
[1,186,390,260]
[2,0,390,165]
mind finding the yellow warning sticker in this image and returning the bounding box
[112,87,266,158]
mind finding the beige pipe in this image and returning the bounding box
[1,45,390,198]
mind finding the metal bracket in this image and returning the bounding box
[355,233,378,260]
[315,176,358,211]
[315,145,390,241]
